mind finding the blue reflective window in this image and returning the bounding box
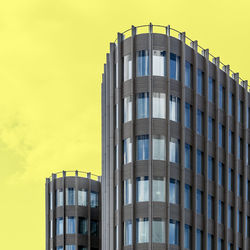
[208,156,214,181]
[207,234,214,250]
[237,211,242,233]
[229,92,234,116]
[238,100,243,123]
[247,216,250,237]
[185,144,192,169]
[136,177,149,202]
[169,179,180,204]
[208,117,214,141]
[169,138,179,163]
[228,243,233,250]
[56,218,64,235]
[170,95,180,122]
[196,150,203,175]
[228,168,233,191]
[170,53,180,81]
[228,130,233,154]
[57,247,63,250]
[66,246,75,250]
[238,174,243,197]
[218,239,223,250]
[136,50,149,76]
[219,124,225,147]
[124,220,132,245]
[169,219,179,245]
[185,184,192,209]
[137,93,149,119]
[136,135,149,160]
[185,103,192,129]
[197,109,203,135]
[196,190,203,214]
[185,61,192,88]
[184,224,192,249]
[196,229,203,250]
[218,162,224,186]
[248,180,250,201]
[66,217,75,234]
[90,220,98,236]
[123,138,132,164]
[238,136,242,160]
[218,201,224,224]
[208,195,214,220]
[197,69,204,95]
[208,77,214,102]
[136,218,149,243]
[219,84,225,110]
[228,206,233,229]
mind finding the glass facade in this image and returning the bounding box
[153,50,166,76]
[136,50,149,77]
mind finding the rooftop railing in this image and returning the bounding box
[114,23,248,89]
[47,170,101,182]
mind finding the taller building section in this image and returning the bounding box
[102,24,250,250]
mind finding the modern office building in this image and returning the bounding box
[45,171,101,250]
[102,24,250,250]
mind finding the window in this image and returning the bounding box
[208,195,214,220]
[208,156,214,181]
[196,150,204,175]
[66,217,75,234]
[238,100,243,123]
[66,188,75,205]
[218,239,224,250]
[78,189,87,206]
[197,69,204,95]
[170,95,180,122]
[90,192,98,208]
[123,96,132,123]
[123,54,132,81]
[218,162,224,187]
[136,135,149,160]
[218,201,224,224]
[238,174,243,197]
[136,218,149,243]
[185,184,192,209]
[229,92,234,116]
[219,84,225,110]
[124,179,132,205]
[152,219,165,243]
[153,177,165,202]
[152,135,166,160]
[228,130,234,154]
[219,124,225,147]
[169,178,180,204]
[56,218,63,235]
[228,206,233,229]
[170,53,180,80]
[197,109,203,135]
[136,50,149,76]
[196,229,203,250]
[196,190,203,214]
[153,92,166,118]
[123,138,132,164]
[57,247,63,250]
[228,243,233,250]
[185,143,192,169]
[185,103,192,129]
[124,220,132,245]
[170,138,179,163]
[228,168,233,192]
[207,234,214,250]
[208,77,214,102]
[153,50,166,76]
[185,61,193,88]
[237,211,242,233]
[238,137,243,160]
[136,177,149,202]
[78,217,88,235]
[90,220,98,236]
[184,225,192,249]
[66,246,75,250]
[56,189,63,207]
[137,93,149,119]
[169,219,179,245]
[208,117,214,141]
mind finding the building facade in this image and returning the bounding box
[102,24,250,250]
[45,171,101,250]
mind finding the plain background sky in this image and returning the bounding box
[0,0,250,249]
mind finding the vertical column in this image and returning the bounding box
[223,64,230,248]
[148,22,153,250]
[202,48,209,250]
[45,178,50,250]
[117,31,123,250]
[87,173,92,250]
[75,171,78,249]
[242,80,248,250]
[233,73,239,250]
[165,25,171,250]
[213,57,220,250]
[62,171,66,249]
[179,31,186,250]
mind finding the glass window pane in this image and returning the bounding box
[137,93,149,119]
[196,150,204,175]
[185,144,192,169]
[208,77,214,102]
[197,109,203,135]
[153,177,165,202]
[123,138,132,164]
[169,178,179,204]
[196,229,203,250]
[152,219,165,243]
[184,224,192,249]
[208,156,214,181]
[137,50,149,77]
[153,135,166,160]
[56,218,63,235]
[197,69,204,95]
[153,50,166,76]
[207,234,214,250]
[78,217,88,235]
[124,55,132,81]
[136,177,149,202]
[185,184,192,209]
[124,220,132,245]
[208,117,214,141]
[66,188,75,205]
[56,189,63,207]
[185,61,192,88]
[169,138,179,163]
[170,53,180,80]
[136,218,149,243]
[169,219,179,245]
[90,220,98,236]
[137,135,149,160]
[170,95,180,122]
[123,96,132,123]
[90,192,98,208]
[78,189,87,206]
[153,92,166,118]
[66,217,75,234]
[124,179,132,205]
[185,103,192,129]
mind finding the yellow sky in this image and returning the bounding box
[0,0,250,249]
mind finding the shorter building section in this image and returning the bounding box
[45,171,101,250]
